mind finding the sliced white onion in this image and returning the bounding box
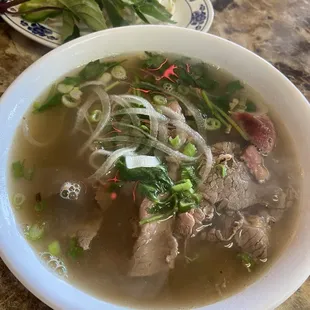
[62,94,80,108]
[125,155,160,169]
[165,90,206,138]
[89,146,136,181]
[89,149,112,169]
[79,88,111,155]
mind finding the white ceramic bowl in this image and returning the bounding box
[0,26,309,310]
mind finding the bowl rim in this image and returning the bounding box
[0,25,309,310]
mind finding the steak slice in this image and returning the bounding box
[241,145,270,183]
[129,199,178,277]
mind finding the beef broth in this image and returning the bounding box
[8,53,300,309]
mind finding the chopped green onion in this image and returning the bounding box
[153,95,167,105]
[177,85,189,95]
[88,110,102,123]
[201,90,248,140]
[48,240,61,256]
[192,193,202,203]
[140,125,150,133]
[172,179,193,192]
[25,223,45,241]
[104,81,120,92]
[34,200,46,212]
[139,210,175,225]
[13,193,26,209]
[62,94,80,108]
[181,165,200,185]
[216,164,227,178]
[237,252,255,272]
[183,143,197,157]
[24,165,35,181]
[12,160,25,179]
[163,83,174,92]
[100,72,112,84]
[205,118,221,130]
[179,199,195,213]
[57,83,74,94]
[69,87,83,101]
[12,160,35,181]
[169,135,181,148]
[68,237,83,259]
[111,65,127,80]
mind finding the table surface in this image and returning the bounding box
[0,0,309,309]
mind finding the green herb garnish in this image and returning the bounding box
[48,240,61,256]
[237,253,255,272]
[25,223,46,241]
[68,237,83,259]
[183,143,197,157]
[169,135,181,148]
[12,160,35,180]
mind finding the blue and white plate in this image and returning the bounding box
[1,0,214,49]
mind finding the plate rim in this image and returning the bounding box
[1,0,214,49]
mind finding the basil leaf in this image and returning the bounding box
[138,0,175,24]
[19,0,62,22]
[62,76,82,86]
[58,0,107,31]
[133,6,150,24]
[79,59,124,81]
[101,0,129,27]
[62,10,76,42]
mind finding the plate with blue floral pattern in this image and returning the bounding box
[1,0,214,49]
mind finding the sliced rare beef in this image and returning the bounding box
[241,145,270,183]
[129,198,178,277]
[233,113,276,154]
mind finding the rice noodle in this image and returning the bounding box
[170,120,213,182]
[162,90,206,138]
[110,95,140,127]
[118,95,159,139]
[89,149,112,169]
[112,124,197,162]
[89,146,136,181]
[160,106,184,121]
[113,108,167,121]
[72,93,97,134]
[79,88,111,155]
[100,135,196,162]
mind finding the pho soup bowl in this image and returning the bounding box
[0,25,309,310]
